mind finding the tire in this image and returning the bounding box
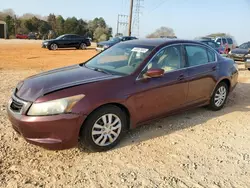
[248,68,250,71]
[80,105,128,152]
[48,43,58,51]
[208,82,229,111]
[79,43,87,50]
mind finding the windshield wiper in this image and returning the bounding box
[93,68,112,75]
[83,64,113,75]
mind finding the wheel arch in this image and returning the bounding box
[79,102,131,136]
[211,77,231,97]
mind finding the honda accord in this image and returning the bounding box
[8,39,238,152]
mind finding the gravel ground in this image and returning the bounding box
[0,70,250,188]
[1,41,250,187]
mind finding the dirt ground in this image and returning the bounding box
[1,40,250,188]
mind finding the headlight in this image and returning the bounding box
[245,54,250,57]
[43,42,48,45]
[27,94,85,116]
[103,45,110,49]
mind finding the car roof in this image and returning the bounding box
[123,38,205,47]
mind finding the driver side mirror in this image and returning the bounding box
[145,68,164,78]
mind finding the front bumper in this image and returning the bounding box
[96,47,105,52]
[7,99,86,150]
[41,43,49,48]
[229,54,245,62]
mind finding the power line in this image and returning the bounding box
[116,14,129,36]
[147,0,168,14]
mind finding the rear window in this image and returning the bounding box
[226,38,233,44]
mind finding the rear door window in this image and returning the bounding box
[185,45,209,67]
[207,50,216,62]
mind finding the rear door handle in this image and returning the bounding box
[212,66,217,71]
[178,75,185,81]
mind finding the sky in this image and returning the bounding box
[1,0,250,44]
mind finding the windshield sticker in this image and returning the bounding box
[131,47,149,53]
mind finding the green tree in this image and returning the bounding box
[38,20,51,35]
[64,17,78,34]
[56,15,65,35]
[5,15,15,36]
[94,27,109,42]
[47,14,56,31]
[24,19,35,32]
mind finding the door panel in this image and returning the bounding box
[184,45,218,105]
[132,69,188,123]
[186,63,218,103]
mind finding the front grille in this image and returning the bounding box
[10,98,23,113]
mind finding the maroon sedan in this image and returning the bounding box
[7,39,238,152]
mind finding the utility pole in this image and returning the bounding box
[128,0,134,36]
[116,14,129,36]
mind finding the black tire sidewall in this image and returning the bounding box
[80,43,86,50]
[209,82,229,111]
[49,43,57,50]
[80,105,127,152]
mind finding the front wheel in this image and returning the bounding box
[248,68,250,71]
[48,43,58,50]
[80,105,127,152]
[208,82,229,111]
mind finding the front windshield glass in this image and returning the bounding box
[56,35,65,39]
[110,37,121,42]
[84,43,155,76]
[239,43,250,49]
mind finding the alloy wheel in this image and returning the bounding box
[91,114,122,146]
[51,43,58,50]
[214,86,227,107]
[80,43,87,50]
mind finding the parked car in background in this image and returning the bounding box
[42,34,91,50]
[214,37,236,51]
[198,39,225,54]
[16,34,28,39]
[160,36,177,39]
[28,32,37,40]
[228,41,250,70]
[96,36,137,51]
[8,39,238,152]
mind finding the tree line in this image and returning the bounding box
[0,9,112,42]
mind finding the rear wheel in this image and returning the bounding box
[80,105,127,152]
[208,82,229,111]
[248,68,250,71]
[78,43,87,50]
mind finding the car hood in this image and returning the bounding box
[16,64,119,102]
[231,48,249,55]
[43,39,56,43]
[98,41,118,46]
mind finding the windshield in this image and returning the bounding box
[109,37,121,42]
[204,41,220,48]
[84,43,155,76]
[56,35,65,39]
[239,43,250,49]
